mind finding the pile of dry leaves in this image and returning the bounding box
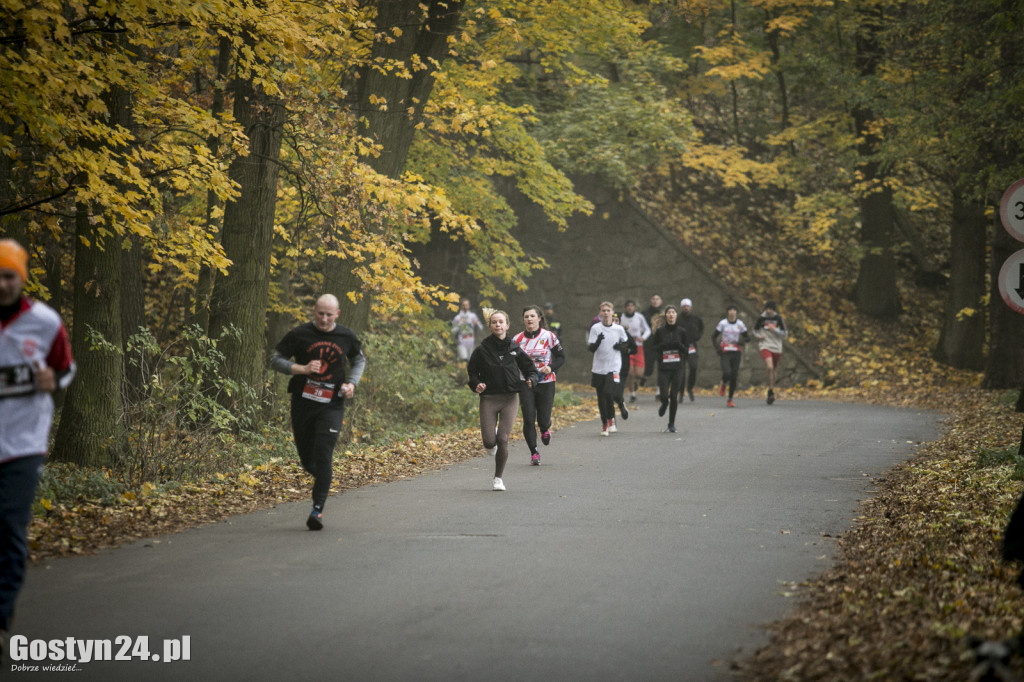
[732,386,1024,681]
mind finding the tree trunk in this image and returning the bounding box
[51,204,124,466]
[189,36,232,334]
[984,6,1024,388]
[933,189,986,369]
[984,211,1024,387]
[52,22,132,465]
[356,0,464,178]
[323,0,464,331]
[121,232,147,394]
[852,172,901,317]
[851,7,900,319]
[207,64,286,407]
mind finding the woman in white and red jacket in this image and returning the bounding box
[467,310,539,491]
[512,305,565,466]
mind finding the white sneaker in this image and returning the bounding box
[608,419,617,433]
[487,445,497,456]
[492,477,506,491]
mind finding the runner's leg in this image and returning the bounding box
[519,384,539,452]
[495,392,519,478]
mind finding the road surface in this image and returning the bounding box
[11,396,940,681]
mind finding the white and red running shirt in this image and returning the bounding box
[714,318,749,353]
[0,297,75,462]
[512,328,562,384]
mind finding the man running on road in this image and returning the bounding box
[271,294,366,530]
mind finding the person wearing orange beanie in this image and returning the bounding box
[0,238,75,661]
[0,240,29,308]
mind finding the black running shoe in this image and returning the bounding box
[667,424,677,433]
[618,401,629,420]
[306,507,323,531]
[658,401,667,417]
[767,389,775,405]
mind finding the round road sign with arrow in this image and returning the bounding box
[998,249,1024,314]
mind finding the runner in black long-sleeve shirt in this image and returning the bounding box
[649,305,689,432]
[271,294,366,530]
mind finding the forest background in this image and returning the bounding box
[3,0,1024,679]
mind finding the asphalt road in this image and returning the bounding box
[11,395,940,681]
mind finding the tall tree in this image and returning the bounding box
[190,36,234,333]
[850,2,900,318]
[323,0,465,330]
[207,33,287,408]
[51,17,133,466]
[52,205,124,465]
[934,189,986,369]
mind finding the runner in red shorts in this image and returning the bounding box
[619,300,650,404]
[753,300,787,405]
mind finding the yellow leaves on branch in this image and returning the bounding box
[680,142,780,189]
[695,38,772,82]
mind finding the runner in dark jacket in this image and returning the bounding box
[677,298,704,402]
[649,305,689,432]
[467,310,539,491]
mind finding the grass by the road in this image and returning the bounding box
[27,383,1024,681]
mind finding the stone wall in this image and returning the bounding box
[417,175,820,388]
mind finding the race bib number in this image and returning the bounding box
[0,363,35,399]
[662,350,681,363]
[612,372,620,383]
[301,379,336,403]
[688,345,697,354]
[722,343,740,352]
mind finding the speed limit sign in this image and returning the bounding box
[1000,178,1024,242]
[999,249,1024,314]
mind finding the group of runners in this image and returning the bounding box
[1,238,792,662]
[456,295,788,491]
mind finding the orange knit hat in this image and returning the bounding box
[0,239,29,281]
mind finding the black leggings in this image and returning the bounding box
[291,397,345,509]
[591,372,617,423]
[520,381,556,452]
[658,364,685,424]
[685,352,699,393]
[720,352,742,398]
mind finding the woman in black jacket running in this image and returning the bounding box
[467,309,539,491]
[649,305,689,433]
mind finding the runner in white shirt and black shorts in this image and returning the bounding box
[587,302,630,436]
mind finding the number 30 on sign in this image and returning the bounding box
[999,178,1024,242]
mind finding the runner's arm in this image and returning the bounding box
[548,343,566,373]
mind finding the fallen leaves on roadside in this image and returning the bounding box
[733,388,1024,681]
